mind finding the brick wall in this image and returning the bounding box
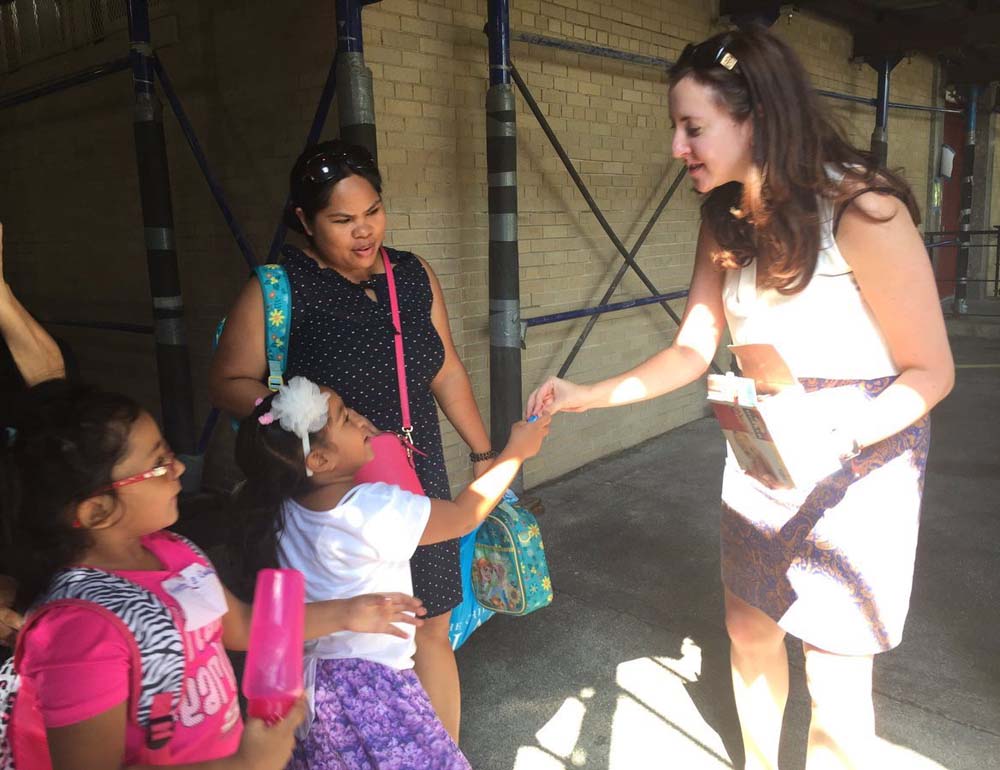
[0,1,982,493]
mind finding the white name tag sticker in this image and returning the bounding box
[161,563,228,631]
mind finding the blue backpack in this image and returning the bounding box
[449,527,495,650]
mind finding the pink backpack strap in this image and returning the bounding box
[16,566,187,760]
[15,600,144,723]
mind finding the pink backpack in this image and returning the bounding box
[0,534,207,768]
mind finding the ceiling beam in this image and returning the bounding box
[853,12,1000,59]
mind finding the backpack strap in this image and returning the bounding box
[832,185,905,236]
[0,655,20,769]
[16,568,186,756]
[162,530,211,566]
[254,264,292,391]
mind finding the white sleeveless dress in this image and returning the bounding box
[717,193,930,655]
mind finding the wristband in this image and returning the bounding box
[469,449,498,463]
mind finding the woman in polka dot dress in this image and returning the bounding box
[210,140,495,741]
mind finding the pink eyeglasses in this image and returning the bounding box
[97,456,180,493]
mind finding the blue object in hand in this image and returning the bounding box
[527,414,539,423]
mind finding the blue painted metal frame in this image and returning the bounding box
[336,0,365,53]
[489,0,512,86]
[0,57,131,111]
[153,56,258,270]
[523,290,691,328]
[265,48,340,263]
[511,30,960,115]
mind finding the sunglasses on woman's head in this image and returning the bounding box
[302,147,376,185]
[677,35,741,74]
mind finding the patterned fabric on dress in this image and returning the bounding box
[281,244,460,617]
[289,657,471,770]
[720,376,930,655]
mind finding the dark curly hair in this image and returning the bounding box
[0,380,141,610]
[669,25,920,294]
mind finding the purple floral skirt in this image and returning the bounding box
[289,658,470,770]
[720,377,931,655]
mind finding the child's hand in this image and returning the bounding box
[341,593,427,639]
[506,412,552,460]
[235,696,306,770]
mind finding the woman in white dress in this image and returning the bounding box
[526,25,954,770]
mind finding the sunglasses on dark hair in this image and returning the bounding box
[676,35,741,75]
[302,146,376,185]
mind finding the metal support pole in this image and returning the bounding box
[955,85,978,317]
[994,226,1000,297]
[336,0,377,162]
[869,56,898,167]
[126,0,197,457]
[486,0,523,483]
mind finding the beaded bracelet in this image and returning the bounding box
[469,449,498,463]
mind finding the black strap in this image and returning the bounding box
[833,186,905,236]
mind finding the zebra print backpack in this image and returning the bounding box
[0,551,193,768]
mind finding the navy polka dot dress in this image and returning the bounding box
[281,244,461,617]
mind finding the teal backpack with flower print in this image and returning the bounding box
[471,492,553,616]
[214,264,292,393]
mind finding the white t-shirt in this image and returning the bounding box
[277,482,431,670]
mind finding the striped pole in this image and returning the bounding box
[126,0,196,456]
[870,57,894,167]
[954,84,978,317]
[336,0,378,163]
[486,0,522,477]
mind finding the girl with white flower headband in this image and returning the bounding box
[231,376,551,770]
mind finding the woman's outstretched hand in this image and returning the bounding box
[525,376,590,418]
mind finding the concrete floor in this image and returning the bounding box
[456,334,1000,770]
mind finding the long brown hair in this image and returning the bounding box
[669,25,920,293]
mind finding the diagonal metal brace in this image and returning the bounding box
[558,166,687,377]
[510,63,722,375]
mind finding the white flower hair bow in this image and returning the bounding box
[269,376,330,476]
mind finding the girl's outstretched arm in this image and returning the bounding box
[419,414,551,545]
[46,698,306,770]
[220,585,426,651]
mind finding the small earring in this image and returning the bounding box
[71,520,82,529]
